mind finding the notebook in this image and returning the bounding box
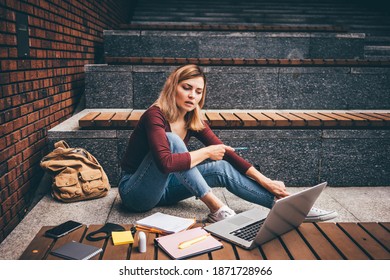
[155,227,223,259]
[111,231,134,245]
[135,212,196,234]
[204,182,328,249]
[51,241,102,260]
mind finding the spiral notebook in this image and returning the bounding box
[51,241,102,260]
[155,227,223,259]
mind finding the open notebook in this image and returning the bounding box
[135,212,196,234]
[155,227,223,259]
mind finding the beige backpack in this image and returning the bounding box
[40,140,110,202]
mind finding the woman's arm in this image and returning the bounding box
[245,166,289,199]
[189,144,234,168]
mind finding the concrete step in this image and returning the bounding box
[103,30,366,59]
[125,21,390,37]
[129,0,390,35]
[129,17,390,27]
[118,23,347,32]
[47,109,390,187]
[132,1,384,17]
[365,46,390,59]
[84,63,390,110]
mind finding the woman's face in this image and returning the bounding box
[175,76,204,115]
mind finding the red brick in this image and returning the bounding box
[14,137,29,154]
[7,153,23,170]
[0,145,15,163]
[0,137,6,151]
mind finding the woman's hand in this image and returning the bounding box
[205,144,234,161]
[189,144,233,168]
[246,166,289,199]
[261,178,289,199]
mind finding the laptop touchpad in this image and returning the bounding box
[228,216,253,226]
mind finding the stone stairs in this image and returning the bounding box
[47,0,390,187]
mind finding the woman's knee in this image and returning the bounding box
[166,132,188,152]
[214,160,235,173]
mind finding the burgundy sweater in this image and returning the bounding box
[121,106,252,174]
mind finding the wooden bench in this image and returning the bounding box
[105,57,390,67]
[20,222,390,260]
[78,110,390,129]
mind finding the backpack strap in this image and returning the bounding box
[54,140,70,149]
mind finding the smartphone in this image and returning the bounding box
[45,220,83,238]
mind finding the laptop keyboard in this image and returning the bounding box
[230,219,265,242]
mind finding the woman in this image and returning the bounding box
[119,64,337,222]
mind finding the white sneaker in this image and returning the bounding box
[304,207,338,222]
[207,205,236,223]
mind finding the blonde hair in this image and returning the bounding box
[154,64,206,131]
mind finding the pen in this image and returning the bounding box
[233,147,248,151]
[178,233,210,249]
[135,225,165,234]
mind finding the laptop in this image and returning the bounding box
[204,182,328,249]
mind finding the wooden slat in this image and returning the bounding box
[201,111,208,123]
[262,112,290,126]
[111,112,132,127]
[127,110,144,127]
[316,223,370,260]
[348,112,385,127]
[298,223,343,260]
[290,112,322,127]
[372,112,390,120]
[249,112,274,126]
[380,222,390,232]
[319,112,354,126]
[332,112,369,126]
[206,112,226,127]
[79,112,101,127]
[81,225,107,260]
[359,112,390,125]
[278,112,306,127]
[359,222,390,251]
[220,112,242,127]
[93,112,116,127]
[210,239,237,260]
[234,112,258,127]
[260,238,291,260]
[101,224,133,260]
[338,223,390,259]
[305,112,338,126]
[19,226,55,260]
[235,246,264,260]
[279,229,317,260]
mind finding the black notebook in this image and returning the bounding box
[51,241,102,260]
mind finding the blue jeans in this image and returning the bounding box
[118,133,275,212]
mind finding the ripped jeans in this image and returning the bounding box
[118,132,274,212]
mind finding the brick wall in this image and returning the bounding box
[0,0,131,243]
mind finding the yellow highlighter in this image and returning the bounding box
[178,233,210,249]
